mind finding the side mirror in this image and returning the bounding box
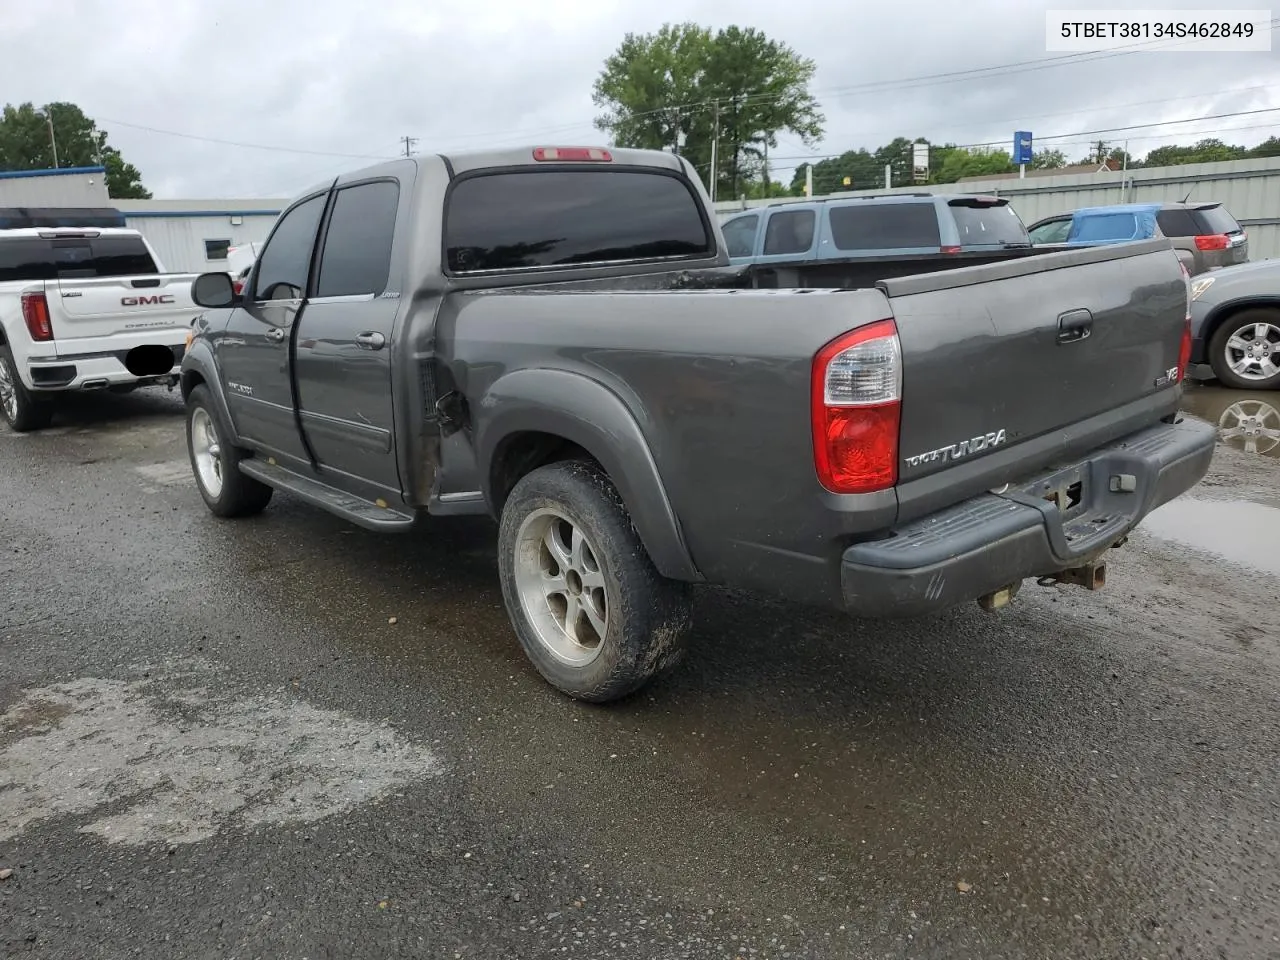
[192,271,239,309]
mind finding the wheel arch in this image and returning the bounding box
[475,369,700,582]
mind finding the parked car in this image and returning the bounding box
[225,241,262,295]
[1186,257,1280,389]
[180,145,1214,703]
[0,225,199,432]
[1027,201,1248,275]
[719,193,1031,267]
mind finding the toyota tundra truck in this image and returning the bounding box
[179,145,1216,703]
[0,226,200,432]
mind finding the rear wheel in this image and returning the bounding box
[1209,309,1280,389]
[498,459,694,703]
[0,344,54,433]
[185,384,273,517]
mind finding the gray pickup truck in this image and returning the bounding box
[181,145,1216,702]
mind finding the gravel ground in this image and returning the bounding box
[1,382,1277,960]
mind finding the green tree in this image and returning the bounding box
[1143,137,1246,168]
[1030,148,1067,170]
[593,22,823,199]
[0,101,151,198]
[935,147,1015,183]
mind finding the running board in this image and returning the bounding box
[238,459,416,532]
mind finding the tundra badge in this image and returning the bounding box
[905,429,1008,467]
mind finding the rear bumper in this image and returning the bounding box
[24,343,186,391]
[839,416,1216,617]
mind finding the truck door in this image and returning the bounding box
[218,190,328,467]
[292,178,403,502]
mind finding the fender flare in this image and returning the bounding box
[180,341,240,445]
[474,368,700,582]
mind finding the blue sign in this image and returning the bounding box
[1014,131,1033,165]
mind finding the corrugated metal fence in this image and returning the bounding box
[713,156,1280,260]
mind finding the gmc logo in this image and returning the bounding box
[121,294,176,306]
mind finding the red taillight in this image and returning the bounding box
[21,291,52,341]
[232,278,244,295]
[532,147,612,162]
[941,245,961,254]
[1175,260,1192,382]
[1177,317,1193,382]
[1193,234,1230,251]
[812,319,902,495]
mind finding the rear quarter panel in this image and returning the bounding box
[440,286,899,601]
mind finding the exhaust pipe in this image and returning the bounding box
[81,379,109,390]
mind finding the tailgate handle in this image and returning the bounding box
[1057,309,1093,344]
[131,278,161,288]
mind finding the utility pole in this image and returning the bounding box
[708,101,719,203]
[762,139,769,197]
[400,136,419,157]
[47,114,59,169]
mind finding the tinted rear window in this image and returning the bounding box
[0,235,158,282]
[828,203,940,250]
[762,210,816,255]
[1194,205,1242,234]
[445,170,712,272]
[948,202,1028,246]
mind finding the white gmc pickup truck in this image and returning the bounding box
[0,226,200,431]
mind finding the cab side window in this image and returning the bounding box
[315,181,400,298]
[252,194,327,301]
[762,210,815,256]
[722,214,760,257]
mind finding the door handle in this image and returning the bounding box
[265,327,286,343]
[1057,308,1093,344]
[355,331,386,350]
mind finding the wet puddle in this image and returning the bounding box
[1141,497,1280,576]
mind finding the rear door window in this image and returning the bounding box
[445,169,712,272]
[948,201,1028,246]
[722,214,759,257]
[0,235,158,281]
[762,210,816,255]
[315,180,400,297]
[828,202,940,251]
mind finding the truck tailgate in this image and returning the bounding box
[49,274,199,345]
[883,238,1187,492]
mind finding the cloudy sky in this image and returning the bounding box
[3,0,1278,200]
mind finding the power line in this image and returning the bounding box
[94,116,399,160]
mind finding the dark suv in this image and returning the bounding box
[1027,201,1247,275]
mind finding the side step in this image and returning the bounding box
[239,459,416,532]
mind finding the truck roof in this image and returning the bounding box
[301,146,692,199]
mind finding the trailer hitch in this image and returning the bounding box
[1038,561,1107,591]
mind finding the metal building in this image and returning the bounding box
[113,198,284,274]
[0,165,110,206]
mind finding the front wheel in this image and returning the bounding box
[0,344,54,433]
[498,459,694,703]
[1208,309,1280,389]
[185,384,273,517]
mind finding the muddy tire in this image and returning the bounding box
[1208,308,1280,390]
[0,344,54,433]
[185,384,273,518]
[498,459,694,703]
